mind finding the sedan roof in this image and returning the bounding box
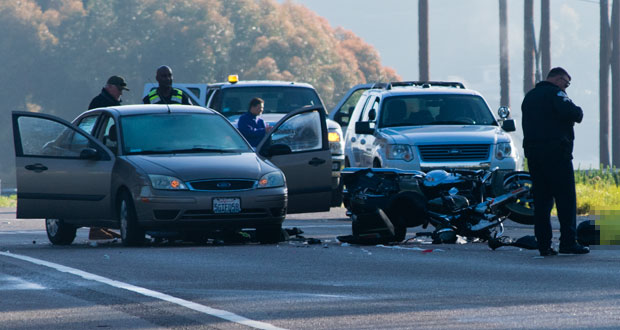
[84,104,214,117]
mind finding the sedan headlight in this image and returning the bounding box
[386,144,413,161]
[495,142,513,160]
[148,174,188,190]
[258,171,285,188]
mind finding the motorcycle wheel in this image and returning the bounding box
[491,171,535,225]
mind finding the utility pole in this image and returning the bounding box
[419,0,429,81]
[540,0,551,76]
[612,0,620,167]
[499,0,510,107]
[524,0,536,93]
[601,0,611,167]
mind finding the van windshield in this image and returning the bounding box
[214,86,322,116]
[379,95,498,128]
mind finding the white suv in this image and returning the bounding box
[339,81,521,171]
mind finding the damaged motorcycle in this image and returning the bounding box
[340,167,535,244]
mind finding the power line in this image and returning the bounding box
[573,0,601,4]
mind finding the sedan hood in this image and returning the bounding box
[380,125,511,145]
[127,152,275,182]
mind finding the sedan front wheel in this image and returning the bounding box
[119,192,145,246]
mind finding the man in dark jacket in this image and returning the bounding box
[142,66,192,105]
[88,75,129,110]
[87,75,128,240]
[521,67,589,256]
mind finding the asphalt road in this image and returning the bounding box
[1,207,619,330]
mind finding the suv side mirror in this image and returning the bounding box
[501,118,516,132]
[355,121,375,135]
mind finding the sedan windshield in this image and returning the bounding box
[379,94,497,128]
[121,113,252,154]
[214,86,322,116]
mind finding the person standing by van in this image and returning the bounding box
[143,66,192,105]
[238,97,268,148]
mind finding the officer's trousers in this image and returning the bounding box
[527,154,577,250]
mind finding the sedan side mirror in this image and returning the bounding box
[355,121,375,135]
[263,143,292,157]
[79,147,100,160]
[501,119,516,132]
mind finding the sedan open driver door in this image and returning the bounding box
[11,111,115,221]
[258,107,332,213]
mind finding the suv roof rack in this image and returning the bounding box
[371,81,466,90]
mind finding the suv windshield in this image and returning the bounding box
[379,94,497,128]
[214,86,322,116]
[121,113,252,154]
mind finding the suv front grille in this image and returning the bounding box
[188,179,256,191]
[418,144,490,162]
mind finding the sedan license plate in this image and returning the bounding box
[213,198,241,214]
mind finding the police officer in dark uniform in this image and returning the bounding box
[88,75,129,110]
[521,67,589,256]
[142,65,192,105]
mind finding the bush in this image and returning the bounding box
[0,195,17,208]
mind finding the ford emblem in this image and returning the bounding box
[217,182,232,189]
[448,149,461,154]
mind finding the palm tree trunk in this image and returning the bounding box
[419,0,429,81]
[601,0,611,167]
[499,0,510,107]
[524,0,535,93]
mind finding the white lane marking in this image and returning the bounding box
[0,251,286,330]
[286,224,351,228]
[376,245,445,252]
[0,274,46,290]
[0,231,47,235]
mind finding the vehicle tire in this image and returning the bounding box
[372,159,381,168]
[256,224,283,244]
[352,212,406,243]
[393,225,407,242]
[45,218,77,245]
[330,181,344,207]
[118,191,145,246]
[491,171,535,225]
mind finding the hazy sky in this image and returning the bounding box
[288,0,602,168]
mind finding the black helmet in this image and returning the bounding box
[577,220,598,246]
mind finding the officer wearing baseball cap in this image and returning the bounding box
[88,75,129,110]
[87,75,129,240]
